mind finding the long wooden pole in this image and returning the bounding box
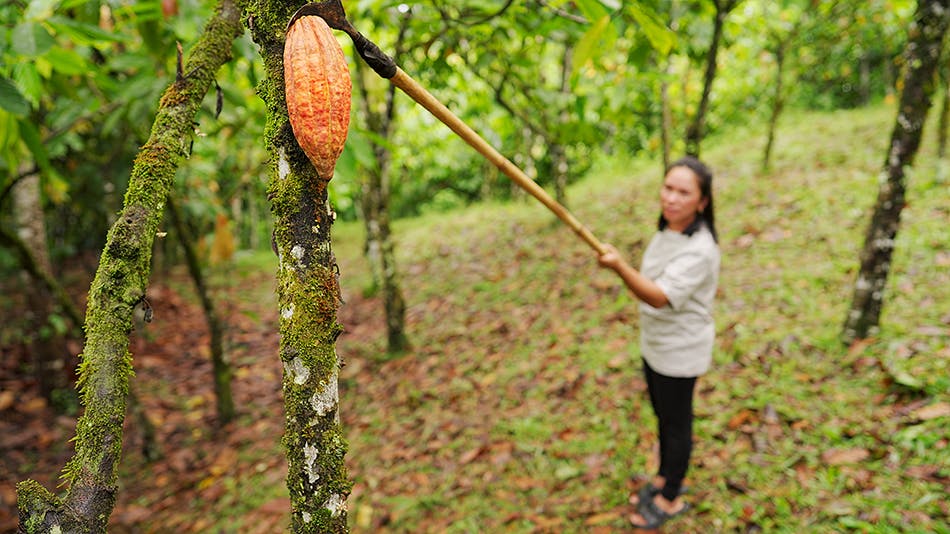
[389,68,607,256]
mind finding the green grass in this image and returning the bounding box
[328,101,948,532]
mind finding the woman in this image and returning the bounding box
[597,156,720,529]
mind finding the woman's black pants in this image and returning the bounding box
[643,358,697,502]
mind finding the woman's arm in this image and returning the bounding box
[597,244,669,308]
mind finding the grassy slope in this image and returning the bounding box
[330,101,948,532]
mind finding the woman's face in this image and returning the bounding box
[660,165,708,232]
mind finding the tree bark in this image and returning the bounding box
[16,0,246,531]
[551,42,573,207]
[247,1,352,531]
[166,196,235,424]
[11,170,72,403]
[842,0,950,344]
[684,0,740,157]
[937,63,950,158]
[762,43,786,172]
[353,37,410,355]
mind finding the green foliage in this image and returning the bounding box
[793,1,914,109]
[0,0,925,250]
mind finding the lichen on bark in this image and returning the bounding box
[246,1,352,531]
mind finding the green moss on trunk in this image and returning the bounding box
[247,1,352,531]
[17,0,248,531]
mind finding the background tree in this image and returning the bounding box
[756,0,807,171]
[5,169,74,407]
[842,0,950,343]
[349,3,412,354]
[166,195,235,424]
[937,62,950,158]
[683,0,741,157]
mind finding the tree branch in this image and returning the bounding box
[537,0,588,24]
[16,0,247,531]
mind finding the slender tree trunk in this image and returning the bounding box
[361,163,409,353]
[247,1,351,530]
[842,0,950,344]
[937,64,950,158]
[354,47,409,354]
[128,386,161,462]
[685,0,740,157]
[16,1,246,531]
[660,57,673,171]
[859,55,871,106]
[12,170,72,403]
[551,43,573,207]
[0,224,83,333]
[762,44,786,172]
[660,1,680,170]
[166,196,235,424]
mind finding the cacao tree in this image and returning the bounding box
[842,0,950,343]
[348,3,411,355]
[246,1,351,530]
[166,195,235,424]
[16,0,247,530]
[755,0,807,171]
[684,0,742,158]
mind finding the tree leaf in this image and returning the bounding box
[12,21,56,57]
[571,15,613,84]
[46,15,126,46]
[43,46,88,76]
[574,0,611,22]
[909,402,950,422]
[0,78,32,117]
[626,4,676,55]
[13,63,43,107]
[24,0,60,20]
[821,447,870,465]
[17,117,68,202]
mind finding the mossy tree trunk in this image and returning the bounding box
[684,0,740,158]
[15,1,246,531]
[842,0,950,344]
[246,1,351,531]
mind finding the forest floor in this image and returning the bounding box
[2,103,949,533]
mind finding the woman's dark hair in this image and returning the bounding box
[657,155,719,243]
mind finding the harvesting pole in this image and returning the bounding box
[290,0,608,256]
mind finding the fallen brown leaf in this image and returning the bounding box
[821,447,870,465]
[909,402,950,422]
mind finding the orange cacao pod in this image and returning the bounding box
[284,16,351,179]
